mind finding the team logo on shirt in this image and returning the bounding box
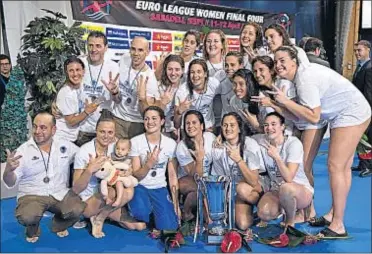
[60,146,67,153]
[32,156,39,160]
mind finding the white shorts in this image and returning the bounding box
[294,119,328,130]
[329,93,371,129]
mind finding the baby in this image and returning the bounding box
[95,139,138,207]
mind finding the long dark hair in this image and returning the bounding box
[239,22,264,53]
[187,59,209,98]
[265,24,293,48]
[251,55,276,93]
[231,69,259,115]
[183,110,205,151]
[221,112,246,158]
[160,54,185,88]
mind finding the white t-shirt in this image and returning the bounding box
[55,85,81,142]
[175,77,221,129]
[207,60,225,127]
[220,77,235,118]
[252,134,313,193]
[129,134,177,189]
[294,63,364,122]
[74,139,115,201]
[79,57,119,133]
[176,132,216,178]
[159,84,179,133]
[211,137,265,182]
[10,138,78,200]
[113,60,160,123]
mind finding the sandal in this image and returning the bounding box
[308,216,331,227]
[317,227,350,240]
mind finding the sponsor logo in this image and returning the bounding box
[81,0,112,21]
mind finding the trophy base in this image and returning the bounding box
[206,234,225,245]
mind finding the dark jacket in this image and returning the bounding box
[306,53,330,68]
[352,59,372,107]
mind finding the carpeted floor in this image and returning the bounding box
[1,140,371,253]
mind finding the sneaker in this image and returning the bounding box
[73,220,87,229]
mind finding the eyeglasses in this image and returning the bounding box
[0,63,11,67]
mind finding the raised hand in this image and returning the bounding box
[189,137,205,162]
[243,46,258,61]
[176,96,193,115]
[212,134,224,148]
[159,85,174,106]
[102,71,120,95]
[145,145,162,169]
[137,75,149,102]
[265,86,288,105]
[155,52,170,66]
[261,140,280,160]
[251,95,273,108]
[240,108,259,128]
[87,154,108,174]
[225,143,242,163]
[84,98,99,115]
[5,149,22,172]
[51,101,63,119]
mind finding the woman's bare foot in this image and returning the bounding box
[118,208,146,231]
[90,215,105,238]
[26,236,39,243]
[56,230,69,238]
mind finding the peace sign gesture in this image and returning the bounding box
[251,95,273,108]
[159,85,174,106]
[5,149,22,172]
[261,140,280,160]
[243,46,258,61]
[189,137,205,162]
[240,108,260,129]
[155,52,170,66]
[176,96,193,115]
[137,75,149,102]
[146,145,162,169]
[102,71,120,95]
[265,86,288,105]
[225,143,242,163]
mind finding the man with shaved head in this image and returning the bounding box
[3,112,85,243]
[112,36,160,138]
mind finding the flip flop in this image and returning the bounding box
[308,216,331,227]
[317,227,351,240]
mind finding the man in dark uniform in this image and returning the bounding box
[352,40,372,177]
[303,37,330,68]
[0,54,12,110]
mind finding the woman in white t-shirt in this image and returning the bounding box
[155,30,201,81]
[239,22,268,71]
[174,59,221,131]
[204,29,227,133]
[251,55,296,136]
[54,57,99,142]
[264,24,310,66]
[272,46,371,238]
[129,106,179,230]
[156,55,185,140]
[176,110,216,221]
[229,69,261,135]
[254,112,313,227]
[211,112,265,230]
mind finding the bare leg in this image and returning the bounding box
[279,183,313,227]
[257,192,280,222]
[108,207,146,231]
[326,119,370,234]
[179,176,197,221]
[301,126,327,220]
[235,182,262,230]
[112,182,124,207]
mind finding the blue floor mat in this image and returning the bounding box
[1,140,371,252]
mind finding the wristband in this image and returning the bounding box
[83,110,89,116]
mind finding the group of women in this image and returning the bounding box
[57,21,370,239]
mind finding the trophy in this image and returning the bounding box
[194,175,236,244]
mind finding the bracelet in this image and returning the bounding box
[83,110,89,116]
[236,159,243,164]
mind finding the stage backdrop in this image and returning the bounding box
[71,0,294,65]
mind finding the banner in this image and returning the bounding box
[70,0,294,36]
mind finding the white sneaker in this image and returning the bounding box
[73,220,87,229]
